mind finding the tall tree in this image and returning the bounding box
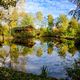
[9,9,18,28]
[0,0,19,36]
[47,14,54,30]
[36,11,43,21]
[68,18,78,36]
[57,14,69,31]
[21,14,34,27]
[36,11,43,27]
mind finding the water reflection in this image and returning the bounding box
[0,37,80,79]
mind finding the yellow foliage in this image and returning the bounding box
[58,14,69,30]
[53,27,59,32]
[10,21,17,28]
[19,12,27,17]
[0,50,6,58]
[36,11,43,21]
[59,45,68,56]
[70,18,78,29]
[48,14,54,26]
[47,47,53,54]
[4,24,9,30]
[0,11,3,19]
[11,44,17,49]
[37,48,43,57]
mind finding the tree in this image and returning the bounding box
[67,18,78,36]
[36,11,43,21]
[9,9,18,28]
[0,0,19,37]
[48,14,54,27]
[56,14,69,36]
[69,18,78,29]
[21,14,34,27]
[69,0,80,20]
[36,11,43,27]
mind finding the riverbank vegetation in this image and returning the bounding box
[0,0,80,80]
[0,0,80,43]
[0,67,57,80]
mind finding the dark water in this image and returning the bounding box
[0,37,80,79]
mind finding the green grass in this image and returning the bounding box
[0,67,57,80]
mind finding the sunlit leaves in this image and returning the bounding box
[10,44,19,61]
[10,21,17,28]
[67,18,78,36]
[48,14,54,27]
[0,50,6,59]
[57,14,69,31]
[69,18,78,29]
[19,12,27,17]
[36,11,43,21]
[10,9,18,21]
[21,14,34,27]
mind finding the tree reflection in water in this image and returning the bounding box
[0,37,80,79]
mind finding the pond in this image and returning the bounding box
[0,37,80,79]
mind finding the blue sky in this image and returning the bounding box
[25,0,76,18]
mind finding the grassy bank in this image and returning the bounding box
[0,67,57,80]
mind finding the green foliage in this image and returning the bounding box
[59,44,68,56]
[23,47,33,55]
[0,67,57,80]
[69,18,78,29]
[40,27,54,37]
[67,60,80,80]
[11,25,36,38]
[36,11,43,21]
[21,14,34,27]
[76,23,80,38]
[57,14,69,31]
[67,18,78,37]
[48,14,54,27]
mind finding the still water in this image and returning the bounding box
[0,37,80,79]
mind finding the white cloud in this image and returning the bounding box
[25,0,76,18]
